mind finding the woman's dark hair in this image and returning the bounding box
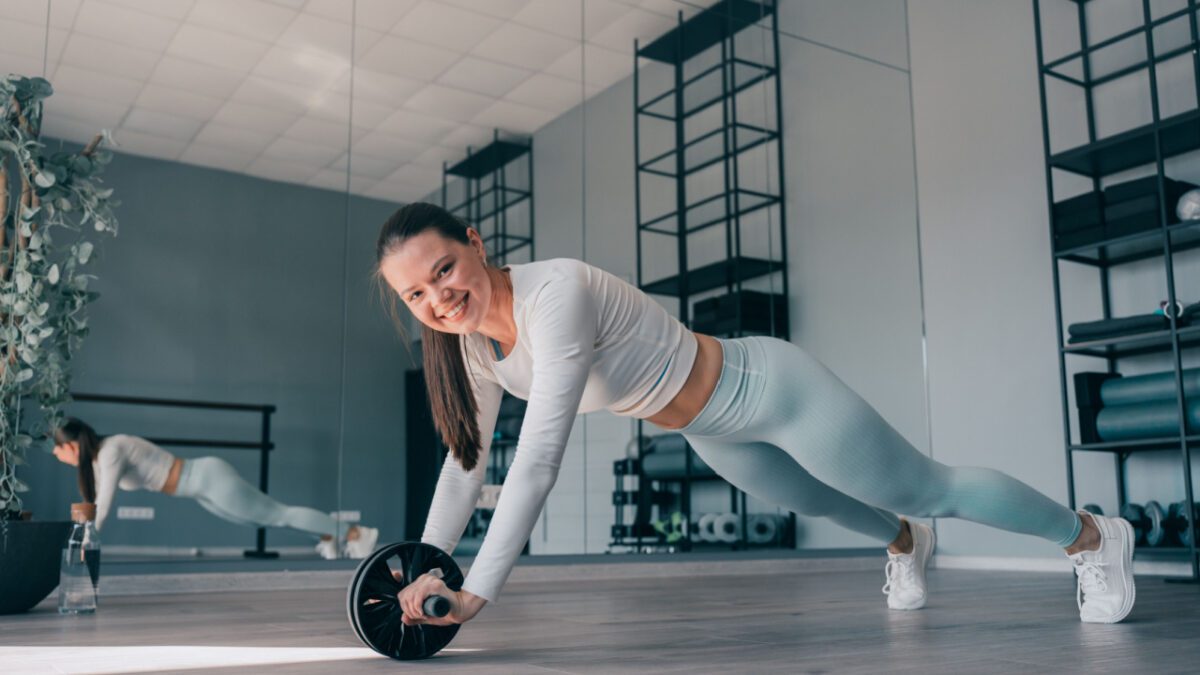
[376,202,485,472]
[54,417,103,503]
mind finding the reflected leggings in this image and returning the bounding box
[174,457,338,539]
[675,337,1082,548]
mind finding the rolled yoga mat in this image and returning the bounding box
[713,513,741,543]
[1095,399,1200,441]
[696,513,720,543]
[746,514,779,545]
[1099,367,1200,407]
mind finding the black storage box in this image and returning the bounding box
[693,290,788,336]
[1103,176,1197,238]
[1052,191,1105,250]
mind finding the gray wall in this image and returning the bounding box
[909,0,1200,562]
[21,143,413,549]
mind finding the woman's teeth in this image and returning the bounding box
[445,295,467,319]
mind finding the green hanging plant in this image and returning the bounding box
[0,74,118,520]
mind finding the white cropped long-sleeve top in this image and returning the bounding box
[421,258,698,602]
[93,434,175,530]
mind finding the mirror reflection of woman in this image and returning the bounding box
[378,202,1135,629]
[52,418,377,559]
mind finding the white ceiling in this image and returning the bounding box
[0,0,714,202]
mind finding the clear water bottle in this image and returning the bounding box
[58,502,101,615]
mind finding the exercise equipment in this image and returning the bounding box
[347,542,461,660]
[696,513,720,543]
[1095,400,1200,442]
[1120,501,1166,547]
[1099,367,1200,407]
[746,514,779,545]
[651,511,687,543]
[713,513,741,543]
[1080,504,1103,516]
[1168,501,1199,547]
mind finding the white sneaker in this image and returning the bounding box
[883,520,935,610]
[345,526,380,559]
[314,538,338,560]
[1070,511,1135,624]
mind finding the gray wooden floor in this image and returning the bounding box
[2,569,1197,674]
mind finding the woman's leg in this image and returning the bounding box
[746,337,1081,547]
[174,457,339,538]
[684,437,903,543]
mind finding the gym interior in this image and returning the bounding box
[2,1,1199,673]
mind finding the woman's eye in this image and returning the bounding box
[409,291,421,301]
[438,263,453,278]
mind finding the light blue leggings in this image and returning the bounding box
[174,457,339,539]
[675,337,1082,548]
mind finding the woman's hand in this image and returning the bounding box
[397,572,487,626]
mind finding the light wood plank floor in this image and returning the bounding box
[2,569,1197,674]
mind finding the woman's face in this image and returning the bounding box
[53,441,80,467]
[379,228,492,335]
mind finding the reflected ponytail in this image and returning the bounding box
[54,417,102,503]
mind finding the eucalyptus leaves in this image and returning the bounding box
[1,74,118,518]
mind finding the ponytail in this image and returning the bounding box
[54,417,102,503]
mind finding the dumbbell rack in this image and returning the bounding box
[1033,0,1200,581]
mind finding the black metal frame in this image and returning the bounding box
[71,392,278,559]
[1033,0,1200,580]
[613,0,792,552]
[442,130,534,265]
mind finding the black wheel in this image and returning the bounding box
[346,542,463,660]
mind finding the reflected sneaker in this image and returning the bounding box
[345,526,380,559]
[315,538,338,560]
[1070,511,1135,624]
[883,520,935,610]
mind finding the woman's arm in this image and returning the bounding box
[456,277,598,605]
[93,440,123,530]
[421,372,504,555]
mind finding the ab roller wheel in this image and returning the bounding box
[346,542,462,660]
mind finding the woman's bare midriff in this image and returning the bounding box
[644,333,723,430]
[161,457,183,495]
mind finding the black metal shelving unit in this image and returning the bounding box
[1034,0,1200,580]
[442,130,534,265]
[613,0,791,553]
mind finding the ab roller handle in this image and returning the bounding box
[423,595,451,618]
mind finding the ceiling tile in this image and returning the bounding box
[471,22,577,71]
[546,43,630,84]
[211,100,301,134]
[188,0,300,44]
[122,107,205,141]
[335,68,424,108]
[511,0,581,39]
[307,168,348,191]
[252,45,349,89]
[410,144,461,168]
[192,122,276,153]
[438,123,493,151]
[305,0,419,28]
[104,0,196,21]
[0,54,50,82]
[52,63,144,106]
[437,56,531,98]
[135,84,225,120]
[179,142,258,173]
[40,90,129,128]
[471,99,556,134]
[0,20,68,64]
[310,93,391,127]
[149,56,247,99]
[435,0,533,21]
[277,11,356,57]
[0,0,79,28]
[376,109,458,144]
[230,75,323,116]
[587,7,675,54]
[358,34,460,81]
[503,72,582,112]
[283,116,353,147]
[405,84,494,123]
[384,163,443,188]
[167,24,271,72]
[60,33,161,82]
[365,179,414,202]
[73,1,182,52]
[261,136,345,164]
[111,128,190,161]
[266,0,309,10]
[351,131,428,162]
[392,1,503,53]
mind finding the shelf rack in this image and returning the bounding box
[442,130,534,265]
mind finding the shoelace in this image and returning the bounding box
[882,558,916,596]
[1073,559,1109,610]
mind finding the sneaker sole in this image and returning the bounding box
[1093,517,1136,624]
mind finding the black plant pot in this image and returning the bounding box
[0,520,73,614]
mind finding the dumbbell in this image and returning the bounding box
[1120,501,1166,547]
[347,542,461,660]
[1168,501,1200,547]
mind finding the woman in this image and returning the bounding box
[380,203,1134,628]
[52,418,378,559]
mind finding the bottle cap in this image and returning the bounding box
[70,502,96,523]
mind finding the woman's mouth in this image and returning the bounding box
[442,293,469,322]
